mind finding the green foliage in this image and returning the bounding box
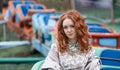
[39,0,72,12]
[106,22,120,33]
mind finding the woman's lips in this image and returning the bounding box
[68,33,73,36]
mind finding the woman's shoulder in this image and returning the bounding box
[51,40,59,48]
[85,47,95,57]
[50,42,59,52]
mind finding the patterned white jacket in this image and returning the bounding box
[41,43,100,70]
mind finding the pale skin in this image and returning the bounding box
[62,18,77,44]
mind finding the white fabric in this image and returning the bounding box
[41,43,100,70]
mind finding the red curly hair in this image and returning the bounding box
[57,10,92,53]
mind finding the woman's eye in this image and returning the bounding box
[70,25,74,28]
[63,26,67,29]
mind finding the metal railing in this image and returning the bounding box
[0,57,44,70]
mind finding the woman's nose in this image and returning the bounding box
[67,27,72,32]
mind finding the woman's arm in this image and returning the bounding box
[41,43,61,70]
[85,48,101,70]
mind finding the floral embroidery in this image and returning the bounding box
[59,42,88,70]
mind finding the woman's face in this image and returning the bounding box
[62,18,77,40]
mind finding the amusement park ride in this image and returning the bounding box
[0,0,120,70]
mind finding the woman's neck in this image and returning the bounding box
[69,38,77,44]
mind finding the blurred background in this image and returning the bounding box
[0,0,120,70]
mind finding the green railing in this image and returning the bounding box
[0,57,45,70]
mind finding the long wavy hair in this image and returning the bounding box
[57,10,91,53]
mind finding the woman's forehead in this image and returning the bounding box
[63,18,74,25]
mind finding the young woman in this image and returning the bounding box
[41,10,100,70]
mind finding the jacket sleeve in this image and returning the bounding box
[85,48,101,70]
[41,43,61,70]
